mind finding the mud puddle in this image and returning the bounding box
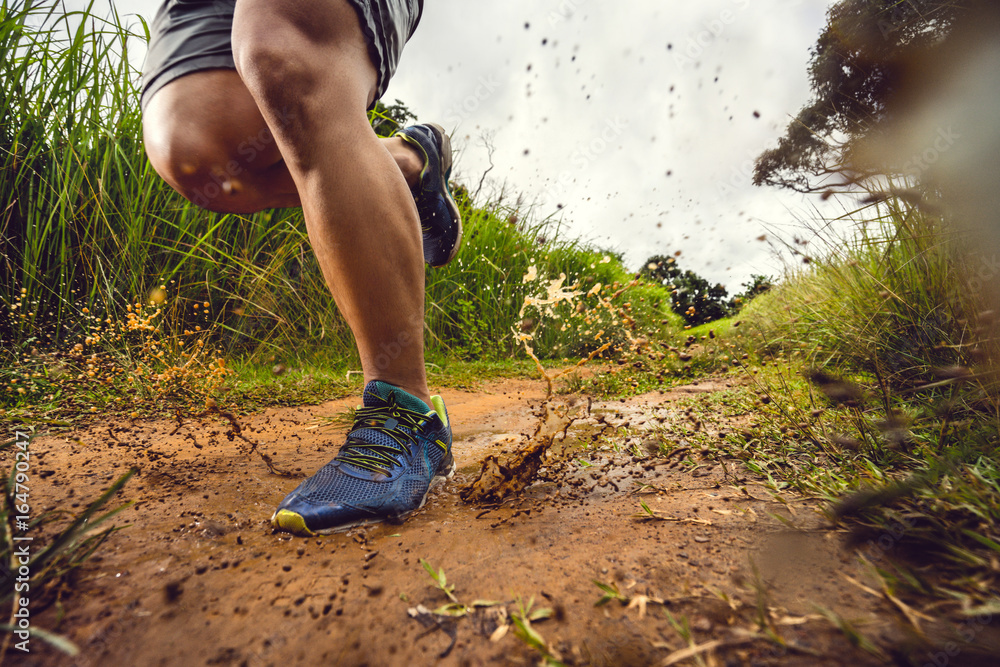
[7,378,900,666]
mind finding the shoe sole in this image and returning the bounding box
[425,122,463,267]
[270,459,457,536]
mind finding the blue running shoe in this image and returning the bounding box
[271,380,454,535]
[396,123,463,267]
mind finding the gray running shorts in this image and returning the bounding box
[140,0,423,110]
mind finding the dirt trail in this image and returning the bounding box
[10,378,898,666]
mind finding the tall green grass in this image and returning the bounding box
[741,197,998,389]
[0,0,358,360]
[427,186,678,360]
[1,0,157,339]
[0,0,678,410]
[736,197,1000,609]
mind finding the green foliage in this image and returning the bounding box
[1,0,160,344]
[733,196,1000,607]
[425,192,677,361]
[641,255,731,325]
[0,1,354,367]
[510,595,563,666]
[741,198,995,388]
[753,0,974,192]
[369,98,417,137]
[593,580,627,606]
[0,0,680,413]
[419,558,458,604]
[672,271,730,325]
[730,274,773,311]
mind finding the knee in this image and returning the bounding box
[144,129,230,210]
[143,117,256,212]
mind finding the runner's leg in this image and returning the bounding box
[229,0,431,404]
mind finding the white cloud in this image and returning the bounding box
[390,0,838,289]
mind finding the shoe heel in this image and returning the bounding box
[426,122,452,175]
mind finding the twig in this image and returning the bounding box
[660,636,756,666]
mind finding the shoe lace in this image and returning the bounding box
[335,395,428,474]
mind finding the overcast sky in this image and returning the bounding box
[102,0,837,291]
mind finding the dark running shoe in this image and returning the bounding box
[271,380,454,535]
[396,123,463,267]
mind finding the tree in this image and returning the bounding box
[640,254,681,285]
[641,256,731,326]
[753,0,975,193]
[729,274,773,311]
[369,99,417,138]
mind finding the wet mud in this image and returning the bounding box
[8,379,899,666]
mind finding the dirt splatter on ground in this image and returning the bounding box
[7,379,907,666]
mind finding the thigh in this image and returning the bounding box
[231,0,422,111]
[142,67,279,162]
[231,0,380,129]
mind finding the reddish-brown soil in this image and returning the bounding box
[7,378,909,666]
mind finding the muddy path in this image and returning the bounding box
[10,378,902,666]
